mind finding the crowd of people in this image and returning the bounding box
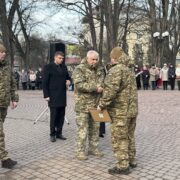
[13,68,43,90]
[135,63,180,90]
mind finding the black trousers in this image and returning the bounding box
[169,78,175,90]
[163,81,168,90]
[50,107,65,137]
[22,82,27,90]
[99,122,105,135]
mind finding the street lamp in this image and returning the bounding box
[153,31,169,66]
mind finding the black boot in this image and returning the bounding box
[56,134,67,140]
[1,158,17,169]
[129,162,137,168]
[50,136,56,142]
[108,166,130,175]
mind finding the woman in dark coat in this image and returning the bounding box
[43,51,71,142]
[142,65,150,90]
[168,64,176,90]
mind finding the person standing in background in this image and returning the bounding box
[134,64,141,90]
[160,63,169,90]
[36,67,43,90]
[141,65,150,90]
[149,64,159,90]
[13,69,20,90]
[20,69,28,90]
[175,64,180,90]
[168,64,176,90]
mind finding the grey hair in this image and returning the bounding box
[86,50,99,59]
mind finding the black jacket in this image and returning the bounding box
[42,61,71,107]
[168,67,176,79]
[36,70,43,82]
[142,70,150,84]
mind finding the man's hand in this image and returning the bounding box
[97,105,102,111]
[45,97,50,101]
[11,101,18,109]
[96,85,103,93]
[66,80,71,86]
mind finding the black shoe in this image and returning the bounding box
[1,158,17,169]
[50,136,56,142]
[130,163,137,168]
[99,134,104,138]
[56,135,67,140]
[108,166,130,175]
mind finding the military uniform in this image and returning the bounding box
[98,47,138,174]
[127,62,138,167]
[72,58,105,159]
[0,44,18,162]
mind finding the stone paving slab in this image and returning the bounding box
[0,90,180,179]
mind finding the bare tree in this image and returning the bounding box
[145,0,180,66]
[0,0,20,65]
[0,0,48,68]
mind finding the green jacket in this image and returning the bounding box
[72,59,105,113]
[0,60,19,107]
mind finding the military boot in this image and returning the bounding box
[1,158,17,169]
[88,149,104,158]
[108,166,130,175]
[76,152,88,161]
[129,160,137,168]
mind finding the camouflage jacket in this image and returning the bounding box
[0,60,19,107]
[127,68,138,118]
[98,53,138,121]
[72,59,105,113]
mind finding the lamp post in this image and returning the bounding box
[153,31,169,66]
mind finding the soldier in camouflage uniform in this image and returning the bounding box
[98,47,138,175]
[0,44,19,169]
[72,50,105,160]
[127,58,138,170]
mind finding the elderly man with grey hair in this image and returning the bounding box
[72,50,105,160]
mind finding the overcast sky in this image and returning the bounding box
[32,2,82,43]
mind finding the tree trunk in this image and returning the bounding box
[0,0,12,65]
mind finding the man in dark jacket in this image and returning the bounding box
[0,44,19,169]
[168,64,176,90]
[36,67,43,90]
[43,51,71,142]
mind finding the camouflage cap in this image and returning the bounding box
[110,47,124,60]
[0,44,6,52]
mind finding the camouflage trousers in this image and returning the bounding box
[110,116,136,169]
[0,107,8,160]
[128,117,136,164]
[75,112,100,154]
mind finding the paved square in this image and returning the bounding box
[0,90,180,180]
